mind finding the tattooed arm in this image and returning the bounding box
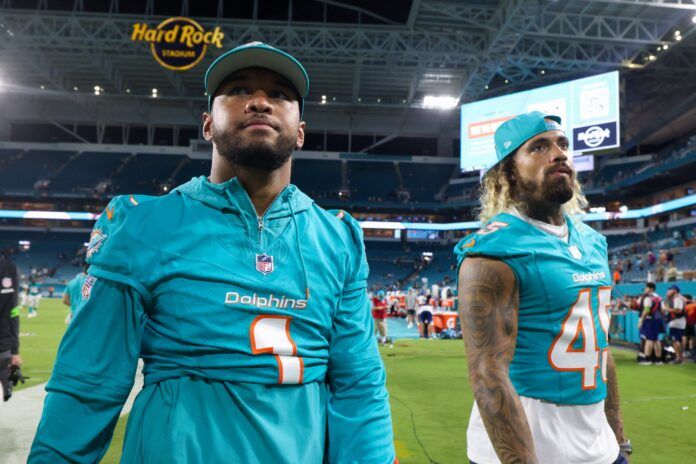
[458,257,537,464]
[604,351,628,454]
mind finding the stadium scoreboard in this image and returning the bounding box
[460,71,620,172]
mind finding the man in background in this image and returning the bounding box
[416,293,433,339]
[663,285,687,364]
[0,249,21,401]
[638,282,663,365]
[62,266,88,324]
[27,279,40,318]
[684,294,696,361]
[405,287,418,329]
[372,290,389,345]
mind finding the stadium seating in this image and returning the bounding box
[0,231,87,284]
[399,162,454,202]
[173,159,212,186]
[443,181,478,201]
[0,150,74,192]
[347,161,398,201]
[594,159,648,185]
[112,153,183,194]
[49,151,129,193]
[291,159,342,198]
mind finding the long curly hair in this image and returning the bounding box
[477,155,588,223]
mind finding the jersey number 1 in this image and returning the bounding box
[548,287,612,389]
[250,315,304,384]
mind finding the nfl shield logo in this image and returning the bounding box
[256,254,274,276]
[82,276,96,300]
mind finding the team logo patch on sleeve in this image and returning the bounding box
[81,276,96,300]
[461,238,476,249]
[87,229,108,259]
[255,254,274,276]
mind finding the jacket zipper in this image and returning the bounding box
[257,216,264,248]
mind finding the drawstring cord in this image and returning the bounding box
[288,192,311,300]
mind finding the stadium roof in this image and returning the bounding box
[0,0,695,147]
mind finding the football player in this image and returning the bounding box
[30,43,395,464]
[455,112,630,463]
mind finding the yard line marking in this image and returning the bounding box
[624,393,696,404]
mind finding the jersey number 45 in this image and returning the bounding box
[548,287,612,390]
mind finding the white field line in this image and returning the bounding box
[0,361,143,464]
[623,393,696,404]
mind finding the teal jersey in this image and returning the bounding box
[30,176,394,464]
[63,272,87,313]
[455,212,612,405]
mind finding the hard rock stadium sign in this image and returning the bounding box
[131,17,224,71]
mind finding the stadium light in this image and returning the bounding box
[422,95,459,110]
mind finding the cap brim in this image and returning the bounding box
[205,46,309,101]
[545,114,562,125]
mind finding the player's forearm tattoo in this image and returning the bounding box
[458,258,538,464]
[604,351,626,444]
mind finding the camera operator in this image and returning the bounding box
[1,249,21,401]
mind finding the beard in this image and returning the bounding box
[212,122,297,171]
[517,170,574,205]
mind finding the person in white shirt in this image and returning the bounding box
[416,294,433,339]
[405,288,418,329]
[664,284,687,364]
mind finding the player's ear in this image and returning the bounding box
[295,121,305,150]
[202,111,213,142]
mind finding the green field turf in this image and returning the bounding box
[17,300,696,463]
